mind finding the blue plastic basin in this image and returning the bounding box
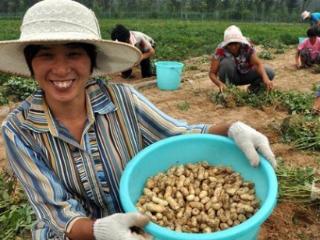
[155,61,184,90]
[120,134,278,240]
[298,37,306,44]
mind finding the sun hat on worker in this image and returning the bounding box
[220,25,250,48]
[0,0,141,77]
[301,10,311,20]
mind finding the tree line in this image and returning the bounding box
[0,0,316,22]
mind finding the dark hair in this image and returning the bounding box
[24,42,97,76]
[307,27,317,38]
[111,24,130,42]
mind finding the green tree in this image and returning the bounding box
[286,0,300,14]
[207,0,219,12]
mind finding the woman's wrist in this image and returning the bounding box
[208,122,233,136]
[67,217,96,240]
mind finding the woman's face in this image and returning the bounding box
[310,36,317,45]
[31,44,91,106]
[226,42,241,56]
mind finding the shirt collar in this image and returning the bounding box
[21,78,116,134]
[86,78,116,115]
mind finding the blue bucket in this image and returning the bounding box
[155,61,184,90]
[298,37,306,44]
[120,134,278,240]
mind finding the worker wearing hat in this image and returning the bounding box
[209,25,274,94]
[301,10,320,36]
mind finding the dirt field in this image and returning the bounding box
[0,47,319,239]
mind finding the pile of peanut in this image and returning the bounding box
[136,161,260,233]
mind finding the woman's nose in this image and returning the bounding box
[52,56,71,75]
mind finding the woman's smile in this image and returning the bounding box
[31,44,91,105]
[51,79,75,90]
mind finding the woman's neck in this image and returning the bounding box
[45,94,87,123]
[46,95,88,143]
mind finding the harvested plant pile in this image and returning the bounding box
[281,115,320,151]
[277,160,320,204]
[210,87,314,114]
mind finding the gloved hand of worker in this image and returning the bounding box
[93,212,152,240]
[228,121,277,169]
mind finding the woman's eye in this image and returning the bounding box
[68,51,84,57]
[36,52,53,58]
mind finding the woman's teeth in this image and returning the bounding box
[52,80,73,89]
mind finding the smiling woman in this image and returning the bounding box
[29,44,91,103]
[27,44,94,142]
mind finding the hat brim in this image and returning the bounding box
[220,38,250,48]
[0,39,141,77]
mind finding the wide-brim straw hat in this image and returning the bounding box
[220,25,250,48]
[0,0,141,77]
[301,10,311,20]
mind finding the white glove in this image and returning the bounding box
[93,212,151,240]
[228,121,277,168]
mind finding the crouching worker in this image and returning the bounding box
[209,25,274,94]
[301,11,320,36]
[111,24,155,79]
[296,27,320,69]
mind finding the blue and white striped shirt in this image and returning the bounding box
[2,78,209,239]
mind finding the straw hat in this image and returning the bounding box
[301,10,311,20]
[220,25,250,48]
[0,0,141,77]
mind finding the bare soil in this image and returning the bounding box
[0,47,319,239]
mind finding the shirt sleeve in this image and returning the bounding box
[139,38,152,52]
[128,87,210,145]
[248,44,255,55]
[1,123,87,238]
[213,47,225,60]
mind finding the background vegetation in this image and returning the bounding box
[0,0,319,22]
[0,19,308,104]
[0,19,309,60]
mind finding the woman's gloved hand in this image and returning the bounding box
[93,212,151,240]
[228,121,277,169]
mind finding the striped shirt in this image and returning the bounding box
[2,78,209,239]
